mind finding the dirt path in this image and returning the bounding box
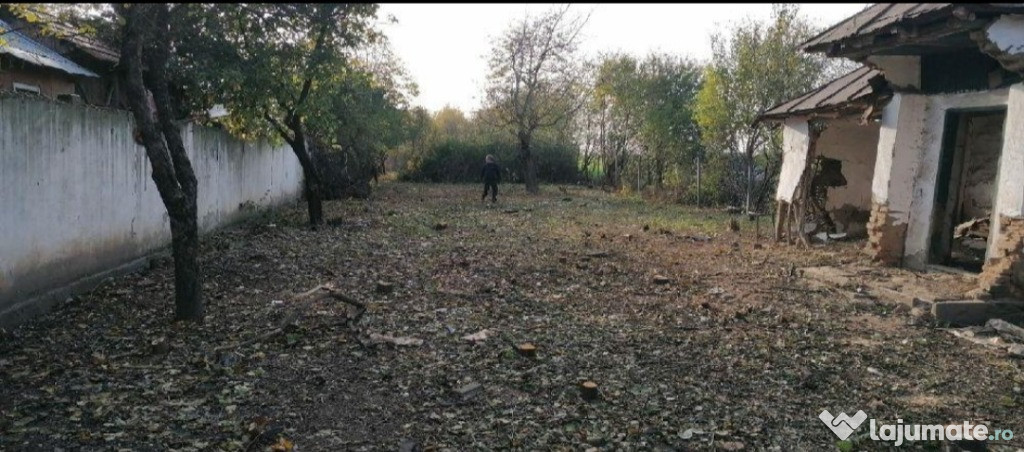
[1,183,1021,451]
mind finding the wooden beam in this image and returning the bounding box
[837,18,989,59]
[952,6,976,22]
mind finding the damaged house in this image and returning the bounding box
[0,8,126,108]
[765,4,1024,299]
[0,17,101,101]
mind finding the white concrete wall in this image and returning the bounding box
[903,89,1010,268]
[0,94,304,323]
[817,117,880,213]
[871,93,930,226]
[776,117,810,203]
[990,83,1024,257]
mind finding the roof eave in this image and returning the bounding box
[0,49,100,78]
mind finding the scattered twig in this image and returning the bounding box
[214,283,364,352]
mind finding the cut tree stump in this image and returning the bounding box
[376,281,394,295]
[580,381,599,401]
[516,343,537,358]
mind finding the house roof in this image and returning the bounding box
[801,3,1024,56]
[759,65,887,121]
[801,4,953,52]
[29,10,120,64]
[0,18,98,77]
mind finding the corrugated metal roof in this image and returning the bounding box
[801,4,954,51]
[760,66,884,120]
[801,3,1024,52]
[30,12,120,63]
[0,18,98,77]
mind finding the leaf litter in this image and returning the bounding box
[1,183,1022,451]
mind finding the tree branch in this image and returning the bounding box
[264,110,295,146]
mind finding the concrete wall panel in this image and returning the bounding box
[0,94,303,325]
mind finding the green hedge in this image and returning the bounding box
[401,139,579,184]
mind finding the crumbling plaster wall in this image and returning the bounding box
[902,88,1010,269]
[979,83,1024,295]
[868,93,928,265]
[992,84,1024,224]
[817,117,880,236]
[775,117,810,203]
[960,113,1005,219]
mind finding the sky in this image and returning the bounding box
[377,3,868,115]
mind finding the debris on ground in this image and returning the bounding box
[455,382,483,401]
[368,333,424,347]
[462,329,492,343]
[1,183,1020,451]
[946,318,1024,358]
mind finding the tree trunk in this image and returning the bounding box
[285,116,324,227]
[169,214,203,319]
[696,155,702,208]
[119,3,203,322]
[520,133,539,194]
[525,154,539,194]
[630,153,638,191]
[743,135,758,214]
[655,155,664,189]
[302,165,324,226]
[774,200,786,241]
[744,153,753,213]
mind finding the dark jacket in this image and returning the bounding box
[482,162,501,183]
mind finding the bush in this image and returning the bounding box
[312,144,380,200]
[401,138,578,184]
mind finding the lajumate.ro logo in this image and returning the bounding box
[819,409,1015,446]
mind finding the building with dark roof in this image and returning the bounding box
[0,17,98,100]
[762,3,1024,299]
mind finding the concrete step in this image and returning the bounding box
[931,299,1024,327]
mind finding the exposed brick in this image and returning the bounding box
[865,202,907,266]
[978,215,1024,297]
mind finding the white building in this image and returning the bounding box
[764,4,1024,298]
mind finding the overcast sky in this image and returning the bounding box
[377,3,868,114]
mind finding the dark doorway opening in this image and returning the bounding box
[929,108,1006,272]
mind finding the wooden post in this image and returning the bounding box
[784,201,793,244]
[774,200,785,241]
[793,123,823,248]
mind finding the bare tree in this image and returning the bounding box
[484,5,589,194]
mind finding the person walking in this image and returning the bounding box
[481,154,501,203]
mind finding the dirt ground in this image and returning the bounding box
[2,182,1022,451]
